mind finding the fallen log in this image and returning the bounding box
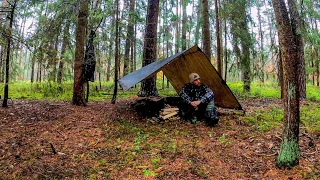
[162,107,179,112]
[160,110,177,116]
[133,96,182,117]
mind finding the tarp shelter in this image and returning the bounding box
[119,45,242,110]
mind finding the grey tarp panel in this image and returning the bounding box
[118,49,188,91]
[118,45,242,110]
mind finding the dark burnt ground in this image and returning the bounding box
[0,97,319,179]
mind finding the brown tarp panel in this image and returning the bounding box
[118,45,242,110]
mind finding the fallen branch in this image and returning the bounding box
[255,152,277,157]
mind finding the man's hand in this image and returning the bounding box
[191,100,201,108]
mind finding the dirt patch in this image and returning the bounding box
[0,97,319,179]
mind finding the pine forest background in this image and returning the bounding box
[0,0,319,93]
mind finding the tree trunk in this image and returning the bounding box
[311,56,314,85]
[130,19,135,73]
[288,0,306,100]
[0,46,4,83]
[202,0,211,60]
[31,48,35,83]
[123,0,135,76]
[265,0,275,49]
[162,0,166,90]
[138,0,160,97]
[223,0,227,81]
[182,0,187,50]
[57,20,70,83]
[175,0,180,53]
[239,1,251,92]
[2,1,16,107]
[72,0,89,106]
[257,0,265,82]
[215,0,222,75]
[166,2,170,88]
[272,0,300,168]
[107,13,115,82]
[111,0,120,104]
[316,57,320,87]
[129,0,135,74]
[195,0,201,46]
[134,23,137,73]
[17,15,26,81]
[50,31,60,82]
[278,48,284,99]
[314,19,319,86]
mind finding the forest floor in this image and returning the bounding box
[0,97,319,179]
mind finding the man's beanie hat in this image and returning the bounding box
[189,73,200,83]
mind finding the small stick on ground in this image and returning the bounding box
[49,143,57,154]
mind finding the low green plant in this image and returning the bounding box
[133,145,141,152]
[218,135,232,145]
[168,139,177,152]
[98,160,108,167]
[143,169,157,177]
[151,158,161,169]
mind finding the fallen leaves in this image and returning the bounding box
[0,98,319,179]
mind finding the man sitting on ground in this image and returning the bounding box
[179,73,219,126]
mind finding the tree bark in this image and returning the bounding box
[138,0,160,97]
[123,0,135,76]
[182,0,187,50]
[272,0,300,168]
[223,0,227,81]
[288,0,306,100]
[278,48,284,99]
[215,0,222,75]
[257,0,265,82]
[31,47,35,83]
[49,29,60,82]
[175,0,180,53]
[2,1,16,107]
[129,0,135,74]
[107,12,115,82]
[314,20,319,86]
[0,47,3,83]
[72,0,89,106]
[57,20,70,84]
[111,0,120,104]
[202,0,211,60]
[133,23,137,73]
[195,0,202,46]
